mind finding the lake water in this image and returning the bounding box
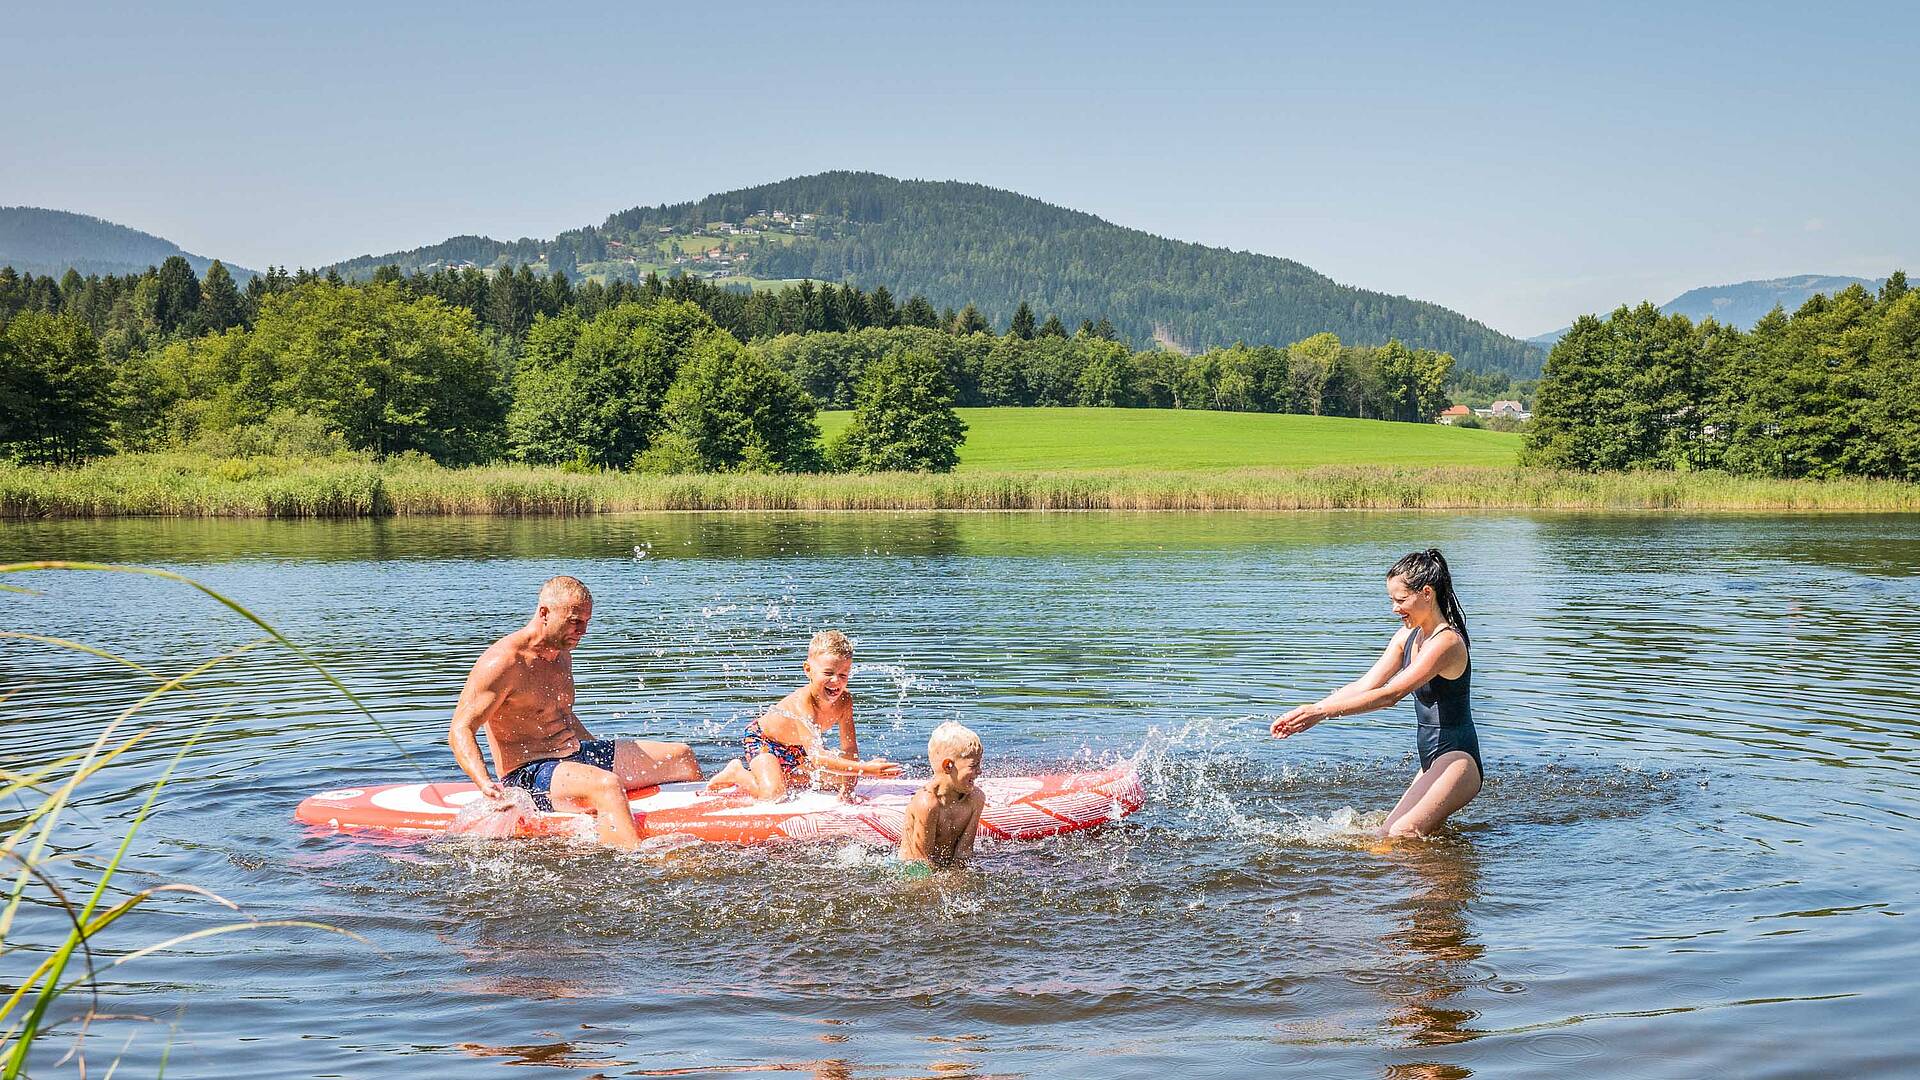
[3,512,1918,1078]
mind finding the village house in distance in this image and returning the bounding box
[1437,400,1531,424]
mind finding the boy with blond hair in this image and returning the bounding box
[898,721,986,868]
[705,629,902,801]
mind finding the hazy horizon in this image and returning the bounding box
[5,1,1913,338]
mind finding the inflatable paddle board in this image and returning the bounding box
[296,761,1144,845]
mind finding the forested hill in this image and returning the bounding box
[329,172,1543,376]
[0,207,257,280]
[1662,274,1886,328]
[1528,273,1887,347]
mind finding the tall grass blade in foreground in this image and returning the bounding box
[0,563,385,1073]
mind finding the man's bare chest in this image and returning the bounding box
[504,659,574,715]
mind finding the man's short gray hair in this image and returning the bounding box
[538,575,592,608]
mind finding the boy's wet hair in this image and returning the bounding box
[928,721,982,765]
[809,629,854,659]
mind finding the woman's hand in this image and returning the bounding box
[1270,704,1328,738]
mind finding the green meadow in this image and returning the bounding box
[819,407,1523,471]
[720,276,815,292]
[6,403,1916,516]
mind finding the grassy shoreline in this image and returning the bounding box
[3,453,1917,517]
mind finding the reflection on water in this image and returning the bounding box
[1381,840,1484,1050]
[2,511,1918,1078]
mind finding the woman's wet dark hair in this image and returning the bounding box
[1389,548,1469,646]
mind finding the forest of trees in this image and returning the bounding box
[330,171,1544,376]
[1524,274,1920,479]
[754,326,1453,420]
[15,253,1913,481]
[0,257,1462,470]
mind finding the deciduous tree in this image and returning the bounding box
[830,347,967,472]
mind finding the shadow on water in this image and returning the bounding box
[4,510,1545,566]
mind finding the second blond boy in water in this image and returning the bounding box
[898,721,986,868]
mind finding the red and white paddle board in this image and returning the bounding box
[295,761,1144,845]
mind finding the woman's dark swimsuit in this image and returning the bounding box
[500,739,617,812]
[1402,628,1483,777]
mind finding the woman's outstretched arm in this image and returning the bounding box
[1272,628,1460,737]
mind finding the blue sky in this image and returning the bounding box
[4,1,1913,336]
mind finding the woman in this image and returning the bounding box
[1271,549,1482,838]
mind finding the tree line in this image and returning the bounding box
[2,260,1460,470]
[0,276,970,473]
[1524,274,1918,479]
[0,257,1110,355]
[755,326,1452,421]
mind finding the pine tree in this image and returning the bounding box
[153,256,201,335]
[899,294,938,328]
[1882,271,1910,302]
[244,273,269,324]
[817,284,845,332]
[1524,313,1639,469]
[953,304,989,335]
[868,285,898,328]
[0,311,116,465]
[838,285,869,330]
[1008,301,1036,339]
[198,260,245,332]
[1038,314,1067,338]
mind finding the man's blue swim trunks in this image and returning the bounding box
[500,739,618,812]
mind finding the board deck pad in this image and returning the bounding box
[296,761,1145,845]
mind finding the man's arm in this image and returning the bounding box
[449,658,507,798]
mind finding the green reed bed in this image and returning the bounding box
[3,453,1918,517]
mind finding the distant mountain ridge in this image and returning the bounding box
[328,171,1544,377]
[1528,274,1887,347]
[0,207,257,281]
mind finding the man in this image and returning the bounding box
[449,575,702,848]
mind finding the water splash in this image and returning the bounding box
[852,661,937,733]
[445,787,536,839]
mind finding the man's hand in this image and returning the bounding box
[863,757,903,778]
